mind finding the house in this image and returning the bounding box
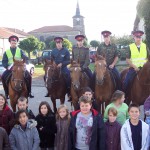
[28,1,85,45]
[0,27,28,55]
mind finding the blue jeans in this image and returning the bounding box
[109,67,121,90]
[123,68,137,92]
[61,67,71,89]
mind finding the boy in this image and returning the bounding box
[0,127,10,150]
[17,96,35,119]
[121,104,149,150]
[105,107,121,150]
[68,96,105,150]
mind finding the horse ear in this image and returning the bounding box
[50,57,54,64]
[13,57,16,63]
[77,58,80,64]
[70,59,73,65]
[23,58,25,64]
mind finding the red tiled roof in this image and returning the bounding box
[5,28,30,36]
[28,25,74,33]
[0,27,27,39]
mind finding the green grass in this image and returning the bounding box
[33,65,44,78]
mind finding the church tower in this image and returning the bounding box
[73,1,85,35]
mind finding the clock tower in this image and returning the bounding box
[73,1,85,35]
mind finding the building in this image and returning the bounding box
[0,27,28,55]
[28,1,85,45]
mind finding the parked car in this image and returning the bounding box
[90,50,96,62]
[0,61,35,80]
[41,50,52,64]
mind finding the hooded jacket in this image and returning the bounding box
[9,119,40,150]
[68,109,105,150]
[121,119,149,150]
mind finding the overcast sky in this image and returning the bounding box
[0,0,139,41]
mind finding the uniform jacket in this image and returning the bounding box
[72,46,90,68]
[97,43,118,66]
[0,127,10,150]
[105,120,121,150]
[51,47,70,68]
[9,119,40,150]
[121,119,149,150]
[2,47,29,69]
[0,105,14,135]
[68,109,105,150]
[35,113,56,148]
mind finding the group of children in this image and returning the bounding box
[0,87,150,150]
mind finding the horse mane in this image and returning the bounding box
[95,54,105,61]
[13,59,25,66]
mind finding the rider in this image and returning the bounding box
[123,30,149,94]
[97,30,121,90]
[1,35,34,99]
[72,35,92,80]
[50,37,71,99]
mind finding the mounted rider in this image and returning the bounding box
[72,35,93,80]
[123,30,149,94]
[49,37,71,100]
[1,35,34,99]
[97,30,121,90]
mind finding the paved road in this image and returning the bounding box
[0,76,144,119]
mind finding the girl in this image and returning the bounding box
[36,101,56,150]
[105,107,121,150]
[104,90,129,125]
[55,104,70,150]
[9,109,40,150]
[0,94,14,134]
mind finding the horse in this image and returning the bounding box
[44,59,67,113]
[94,55,115,114]
[69,59,90,110]
[9,59,28,112]
[121,56,150,105]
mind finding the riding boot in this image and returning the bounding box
[1,79,9,99]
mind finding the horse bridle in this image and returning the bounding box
[45,65,61,85]
[11,64,25,91]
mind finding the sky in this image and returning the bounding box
[0,0,139,41]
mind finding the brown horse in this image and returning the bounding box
[121,56,150,105]
[69,59,90,110]
[44,59,67,113]
[9,59,28,112]
[94,55,115,114]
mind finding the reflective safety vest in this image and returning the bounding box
[5,48,21,65]
[130,42,147,67]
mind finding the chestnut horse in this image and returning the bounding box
[9,59,28,112]
[94,55,115,114]
[70,59,90,110]
[44,59,67,113]
[121,56,150,105]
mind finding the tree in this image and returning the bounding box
[137,0,150,49]
[49,38,72,52]
[90,40,100,48]
[19,36,41,58]
[45,36,54,49]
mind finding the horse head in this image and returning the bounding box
[95,54,107,85]
[12,58,26,91]
[44,58,60,88]
[70,59,82,91]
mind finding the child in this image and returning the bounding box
[36,101,56,150]
[55,104,70,150]
[68,95,105,150]
[121,104,149,150]
[9,109,40,150]
[17,96,35,119]
[144,96,150,126]
[104,90,129,125]
[0,127,10,150]
[105,107,121,150]
[0,94,14,134]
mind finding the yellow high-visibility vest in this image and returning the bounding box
[6,48,21,65]
[130,42,147,67]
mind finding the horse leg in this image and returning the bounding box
[51,97,57,113]
[60,97,65,105]
[72,98,79,110]
[10,97,16,112]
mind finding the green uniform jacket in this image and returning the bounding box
[72,46,90,68]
